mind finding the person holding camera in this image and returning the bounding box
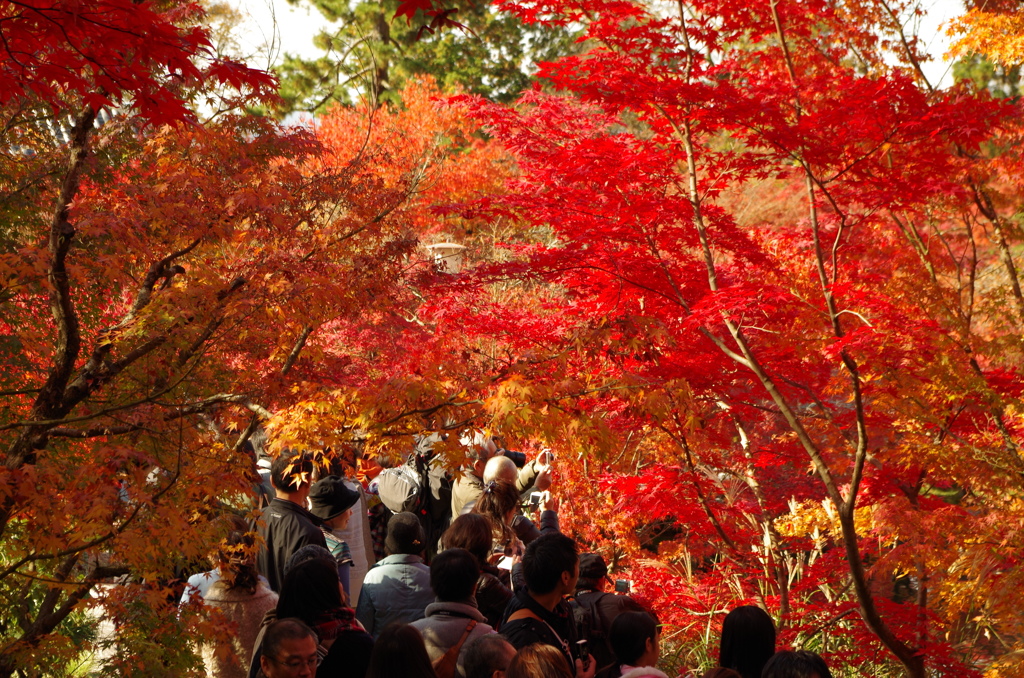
[452,432,553,518]
[570,554,648,678]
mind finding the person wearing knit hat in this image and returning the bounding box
[355,512,434,638]
[310,475,361,602]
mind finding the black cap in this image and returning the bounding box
[309,476,360,521]
[579,553,608,581]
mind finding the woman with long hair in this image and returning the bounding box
[441,513,513,628]
[470,480,524,572]
[276,557,374,678]
[365,623,438,678]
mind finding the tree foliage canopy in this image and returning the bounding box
[2,0,1024,676]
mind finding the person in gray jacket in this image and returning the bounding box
[412,548,496,677]
[356,511,434,637]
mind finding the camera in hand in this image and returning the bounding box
[576,639,590,667]
[615,579,630,593]
[501,449,527,467]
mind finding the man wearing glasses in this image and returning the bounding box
[259,619,320,678]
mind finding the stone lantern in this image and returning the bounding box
[425,242,467,273]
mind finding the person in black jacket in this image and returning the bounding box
[442,514,514,628]
[276,558,374,678]
[571,554,648,678]
[500,533,595,678]
[255,449,327,592]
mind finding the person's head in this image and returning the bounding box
[483,455,518,485]
[216,529,259,593]
[462,430,498,477]
[702,669,742,678]
[365,623,437,678]
[472,480,520,549]
[309,475,360,530]
[719,605,777,678]
[522,532,579,596]
[259,618,319,678]
[505,643,573,678]
[277,557,344,623]
[610,611,660,668]
[386,511,426,556]
[463,634,517,678]
[576,553,609,591]
[442,513,492,566]
[430,547,480,603]
[284,544,335,578]
[271,449,314,495]
[761,650,833,678]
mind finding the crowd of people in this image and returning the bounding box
[179,434,836,678]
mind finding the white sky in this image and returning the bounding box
[228,0,966,89]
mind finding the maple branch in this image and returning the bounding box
[47,424,143,438]
[0,107,97,540]
[768,0,800,90]
[876,0,934,92]
[890,211,937,283]
[282,324,315,376]
[971,182,1024,321]
[377,398,483,429]
[33,106,96,421]
[661,423,738,552]
[770,13,924,673]
[175,394,273,420]
[61,238,204,408]
[0,440,185,585]
[1,561,129,675]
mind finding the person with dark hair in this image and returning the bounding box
[608,611,668,678]
[255,449,326,592]
[309,475,361,601]
[365,623,439,678]
[570,553,647,677]
[463,634,517,678]
[411,548,496,677]
[356,511,434,637]
[258,618,318,678]
[761,650,833,678]
[442,514,514,628]
[506,643,575,678]
[199,529,278,678]
[273,557,373,678]
[500,533,594,678]
[284,544,335,577]
[718,605,776,678]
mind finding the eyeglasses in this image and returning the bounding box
[268,655,319,670]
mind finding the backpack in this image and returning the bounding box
[376,451,452,515]
[376,463,423,514]
[570,592,615,677]
[375,449,453,558]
